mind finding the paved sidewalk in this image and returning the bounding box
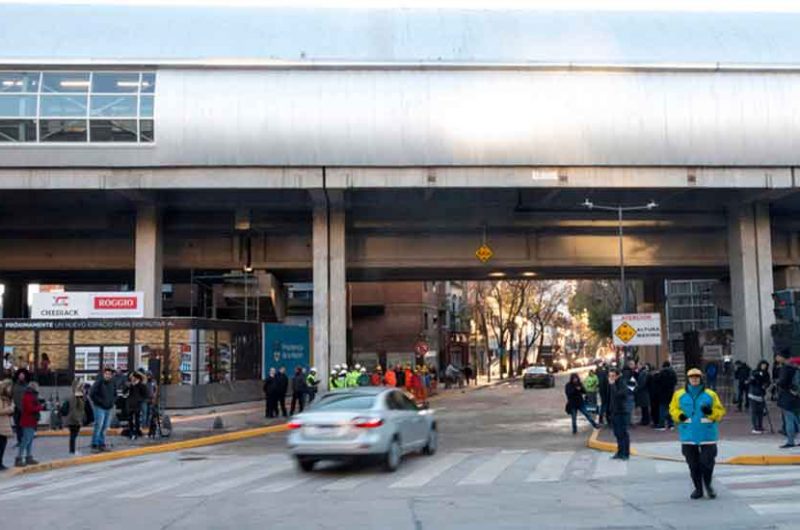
[595,402,800,462]
[3,400,279,469]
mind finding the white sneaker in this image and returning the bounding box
[752,430,764,435]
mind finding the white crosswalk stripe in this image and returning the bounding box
[390,452,469,488]
[591,457,628,479]
[115,460,255,499]
[178,462,294,497]
[6,449,800,503]
[457,450,525,486]
[525,451,574,482]
[253,477,311,493]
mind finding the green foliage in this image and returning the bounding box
[569,281,621,339]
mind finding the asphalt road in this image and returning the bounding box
[2,375,799,530]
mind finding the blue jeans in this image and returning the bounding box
[782,409,800,445]
[92,406,112,448]
[657,403,673,428]
[570,403,598,434]
[17,427,34,459]
[141,403,151,431]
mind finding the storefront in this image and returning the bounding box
[1,318,261,407]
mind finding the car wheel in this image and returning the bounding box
[384,438,402,472]
[296,457,316,472]
[422,427,438,456]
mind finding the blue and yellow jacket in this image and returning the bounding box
[669,384,726,445]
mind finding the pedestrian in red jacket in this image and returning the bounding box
[16,382,42,467]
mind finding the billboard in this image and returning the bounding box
[612,313,662,346]
[31,292,144,319]
[262,323,311,378]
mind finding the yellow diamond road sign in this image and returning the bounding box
[614,321,637,344]
[475,244,494,263]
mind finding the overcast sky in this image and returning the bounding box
[1,0,800,11]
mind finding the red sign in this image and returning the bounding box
[414,341,429,356]
[94,296,138,310]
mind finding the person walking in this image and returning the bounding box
[596,362,610,425]
[275,367,289,418]
[463,363,474,386]
[63,379,86,455]
[565,373,599,435]
[655,361,677,430]
[11,368,29,446]
[290,367,308,415]
[89,367,117,452]
[775,352,800,448]
[608,368,630,460]
[0,379,14,470]
[126,372,147,440]
[263,368,277,418]
[669,367,726,499]
[747,360,771,434]
[583,369,600,415]
[16,381,42,467]
[635,364,651,426]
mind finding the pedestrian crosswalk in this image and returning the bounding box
[2,449,800,507]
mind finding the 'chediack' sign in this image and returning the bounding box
[31,292,144,319]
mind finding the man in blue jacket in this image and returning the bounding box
[670,367,726,500]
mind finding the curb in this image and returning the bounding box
[586,429,800,465]
[37,407,264,437]
[10,423,289,476]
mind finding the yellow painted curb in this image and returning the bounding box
[10,423,289,476]
[586,428,639,456]
[725,454,800,466]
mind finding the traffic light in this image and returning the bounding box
[773,290,799,322]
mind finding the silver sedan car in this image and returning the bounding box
[286,387,438,472]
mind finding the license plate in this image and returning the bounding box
[305,425,344,437]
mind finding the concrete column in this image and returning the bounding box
[135,204,163,318]
[774,266,800,290]
[728,203,774,366]
[2,281,27,318]
[312,192,348,391]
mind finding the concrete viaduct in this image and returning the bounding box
[1,5,800,381]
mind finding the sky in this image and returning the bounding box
[1,0,800,11]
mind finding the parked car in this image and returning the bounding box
[523,365,555,388]
[286,387,437,472]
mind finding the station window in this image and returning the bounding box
[0,71,155,143]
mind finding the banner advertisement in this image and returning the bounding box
[31,292,144,319]
[262,323,311,378]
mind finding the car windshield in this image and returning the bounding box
[308,394,377,411]
[527,367,548,374]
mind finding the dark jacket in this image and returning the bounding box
[776,363,800,412]
[565,381,585,413]
[635,369,650,407]
[735,363,751,386]
[275,372,289,397]
[263,376,275,397]
[65,395,86,427]
[747,368,771,400]
[657,367,678,403]
[608,378,629,416]
[292,372,308,395]
[596,367,610,399]
[396,369,406,387]
[90,378,117,410]
[126,382,148,413]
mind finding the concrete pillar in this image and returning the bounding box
[774,266,800,291]
[637,278,668,367]
[2,281,27,318]
[728,203,774,366]
[312,192,347,391]
[135,205,163,317]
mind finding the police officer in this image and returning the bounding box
[306,368,319,402]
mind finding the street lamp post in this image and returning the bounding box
[582,199,658,361]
